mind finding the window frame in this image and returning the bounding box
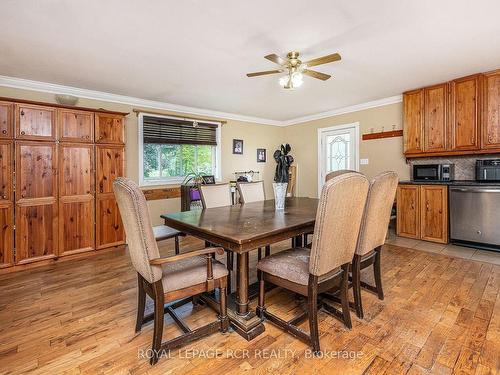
[138,112,222,187]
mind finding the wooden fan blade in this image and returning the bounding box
[246,69,283,77]
[264,54,287,66]
[304,53,341,67]
[303,69,331,81]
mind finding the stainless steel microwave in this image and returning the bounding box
[413,164,454,181]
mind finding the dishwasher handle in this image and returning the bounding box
[450,187,500,193]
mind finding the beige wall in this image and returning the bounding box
[0,86,284,224]
[0,85,410,221]
[285,103,410,198]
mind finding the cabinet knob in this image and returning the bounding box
[20,131,25,135]
[1,195,6,199]
[20,110,24,116]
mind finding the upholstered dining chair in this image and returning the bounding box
[199,183,232,208]
[256,172,369,352]
[237,181,271,261]
[113,178,229,365]
[303,169,358,247]
[351,171,398,319]
[199,183,234,289]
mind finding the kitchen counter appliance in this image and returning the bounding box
[413,163,454,182]
[450,185,500,251]
[476,159,500,181]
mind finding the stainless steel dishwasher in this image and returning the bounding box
[449,185,500,251]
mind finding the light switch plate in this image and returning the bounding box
[360,158,369,165]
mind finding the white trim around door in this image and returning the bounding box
[317,122,360,197]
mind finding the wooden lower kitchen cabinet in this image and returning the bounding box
[96,194,125,250]
[397,184,449,244]
[0,202,13,268]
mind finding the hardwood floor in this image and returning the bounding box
[0,237,499,374]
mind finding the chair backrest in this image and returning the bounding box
[237,181,265,203]
[309,172,369,277]
[113,177,162,284]
[356,171,399,256]
[325,169,357,181]
[200,183,232,208]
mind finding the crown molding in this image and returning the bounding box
[282,95,402,126]
[0,75,282,126]
[0,75,402,127]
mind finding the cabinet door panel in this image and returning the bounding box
[15,201,58,263]
[451,75,480,150]
[15,104,56,140]
[96,146,124,194]
[0,140,13,201]
[59,144,94,197]
[0,101,13,139]
[424,84,448,152]
[59,198,94,256]
[420,185,448,243]
[396,185,420,239]
[96,195,124,249]
[16,142,57,200]
[0,203,13,268]
[59,109,94,142]
[403,90,424,154]
[483,70,500,149]
[95,113,124,144]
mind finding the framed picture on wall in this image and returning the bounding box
[257,148,266,162]
[233,139,243,154]
[201,175,216,184]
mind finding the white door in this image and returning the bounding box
[318,123,359,196]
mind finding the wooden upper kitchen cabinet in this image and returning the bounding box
[0,101,13,139]
[15,141,58,263]
[58,108,94,143]
[424,83,448,152]
[95,112,124,144]
[15,103,56,141]
[450,74,481,151]
[482,69,500,149]
[58,143,95,256]
[396,184,420,239]
[403,89,424,154]
[420,185,448,243]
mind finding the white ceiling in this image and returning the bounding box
[1,0,499,122]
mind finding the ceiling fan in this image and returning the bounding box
[246,51,341,89]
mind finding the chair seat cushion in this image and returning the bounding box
[161,256,228,292]
[153,225,181,241]
[257,248,312,285]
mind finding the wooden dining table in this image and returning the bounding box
[161,197,319,340]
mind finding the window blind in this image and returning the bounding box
[143,116,218,146]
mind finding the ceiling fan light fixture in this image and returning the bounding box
[279,71,303,89]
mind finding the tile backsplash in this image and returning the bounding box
[408,155,500,180]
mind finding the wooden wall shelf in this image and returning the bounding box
[362,129,403,141]
[142,186,181,201]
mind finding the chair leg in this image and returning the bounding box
[219,283,229,333]
[258,248,262,261]
[256,270,265,318]
[135,274,147,333]
[307,275,320,353]
[374,246,384,300]
[265,245,271,257]
[174,235,180,255]
[150,281,165,365]
[340,264,352,329]
[352,254,363,319]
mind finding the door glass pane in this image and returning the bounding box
[326,133,350,172]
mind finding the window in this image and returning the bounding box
[139,113,221,186]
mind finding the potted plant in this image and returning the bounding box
[273,144,294,210]
[182,172,204,201]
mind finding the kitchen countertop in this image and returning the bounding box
[399,180,500,186]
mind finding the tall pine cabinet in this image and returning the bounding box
[0,98,126,270]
